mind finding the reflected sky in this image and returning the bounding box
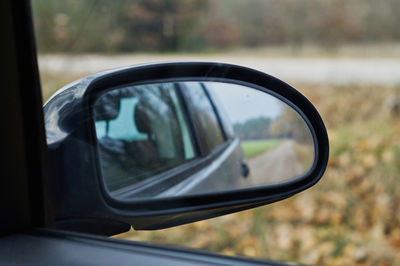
[207,82,282,123]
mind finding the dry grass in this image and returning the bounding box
[241,139,282,159]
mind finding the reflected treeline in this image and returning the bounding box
[234,117,272,140]
[270,106,312,144]
[234,105,311,144]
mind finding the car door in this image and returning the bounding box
[174,82,248,193]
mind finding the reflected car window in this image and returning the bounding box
[94,83,196,191]
[182,82,225,154]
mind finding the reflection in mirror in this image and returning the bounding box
[93,81,315,199]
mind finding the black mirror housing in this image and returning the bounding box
[44,62,329,235]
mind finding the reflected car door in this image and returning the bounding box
[175,82,247,193]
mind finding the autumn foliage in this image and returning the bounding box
[117,84,400,265]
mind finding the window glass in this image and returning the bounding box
[94,83,196,191]
[182,82,224,154]
[203,83,235,140]
[33,0,400,263]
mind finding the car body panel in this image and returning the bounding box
[0,229,286,266]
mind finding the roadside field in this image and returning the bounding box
[241,139,282,158]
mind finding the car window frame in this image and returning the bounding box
[178,82,230,155]
[1,0,52,234]
[202,83,236,140]
[200,82,232,140]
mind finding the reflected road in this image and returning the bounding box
[241,140,305,187]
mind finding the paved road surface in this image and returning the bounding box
[240,140,305,188]
[39,55,400,85]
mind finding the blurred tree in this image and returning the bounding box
[31,0,400,53]
[234,117,272,140]
[269,106,311,144]
[32,0,212,52]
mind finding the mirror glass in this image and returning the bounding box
[93,81,315,199]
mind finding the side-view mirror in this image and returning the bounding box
[44,62,329,235]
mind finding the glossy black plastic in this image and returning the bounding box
[44,62,329,233]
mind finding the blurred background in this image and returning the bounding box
[32,0,400,264]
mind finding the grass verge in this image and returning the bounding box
[241,139,282,158]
